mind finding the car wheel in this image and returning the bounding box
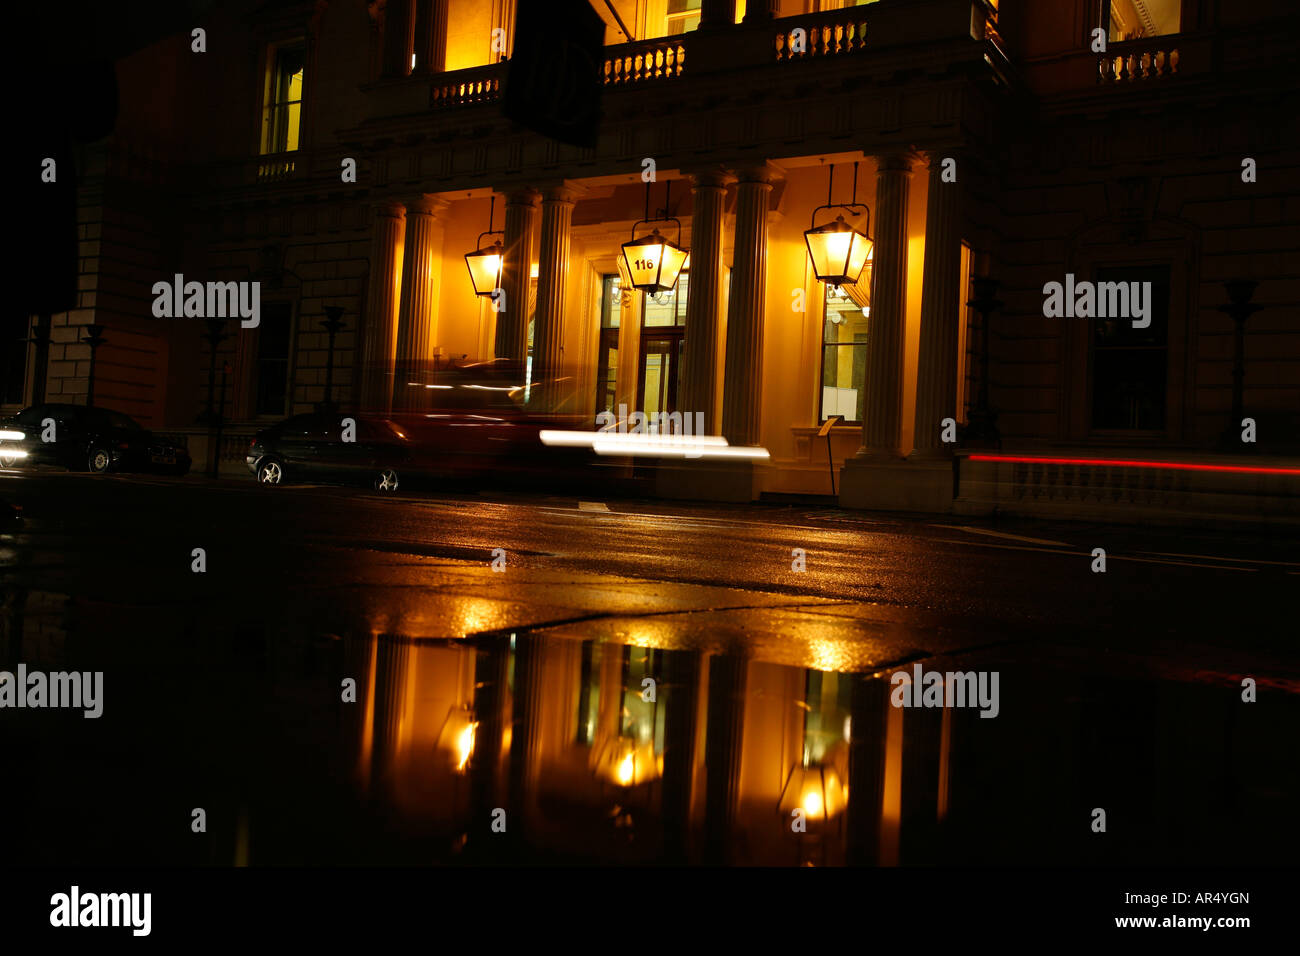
[87,446,112,474]
[373,468,400,492]
[257,458,285,485]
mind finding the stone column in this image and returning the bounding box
[360,202,405,412]
[699,0,735,30]
[661,649,703,863]
[858,154,912,457]
[494,188,540,363]
[394,197,445,408]
[721,165,776,446]
[911,153,962,458]
[681,167,733,434]
[381,0,415,78]
[742,0,778,23]
[413,0,448,74]
[533,185,580,400]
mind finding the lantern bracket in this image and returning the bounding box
[808,202,870,237]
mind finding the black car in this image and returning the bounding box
[0,403,191,475]
[247,413,409,491]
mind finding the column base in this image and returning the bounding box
[654,459,767,503]
[838,455,955,514]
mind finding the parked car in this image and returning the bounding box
[0,403,191,475]
[247,413,410,491]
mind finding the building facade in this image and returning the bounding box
[10,0,1300,518]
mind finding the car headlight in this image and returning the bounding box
[0,430,25,441]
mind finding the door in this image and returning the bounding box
[637,330,683,420]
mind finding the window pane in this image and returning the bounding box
[255,304,293,416]
[820,285,869,424]
[1090,265,1170,431]
[1107,0,1180,41]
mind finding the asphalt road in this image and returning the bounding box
[1,468,1295,682]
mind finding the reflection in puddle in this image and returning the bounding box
[2,585,1296,866]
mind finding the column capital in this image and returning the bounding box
[873,153,919,176]
[538,182,587,204]
[404,195,449,217]
[499,186,541,207]
[372,200,408,220]
[684,165,736,190]
[734,163,780,186]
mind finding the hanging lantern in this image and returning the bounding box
[621,179,689,295]
[805,161,873,288]
[465,195,505,297]
[805,214,873,287]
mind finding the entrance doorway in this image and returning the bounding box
[638,330,683,417]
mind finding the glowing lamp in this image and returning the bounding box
[465,194,505,298]
[465,238,504,298]
[621,228,688,295]
[777,763,847,822]
[805,214,873,288]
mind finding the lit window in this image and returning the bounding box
[1104,0,1180,42]
[819,280,870,425]
[665,0,701,36]
[262,44,305,154]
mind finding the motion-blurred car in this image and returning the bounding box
[247,413,410,491]
[0,403,191,475]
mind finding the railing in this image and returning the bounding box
[257,154,297,181]
[1099,39,1180,83]
[603,37,686,85]
[430,63,504,108]
[774,10,870,61]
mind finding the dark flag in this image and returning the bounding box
[502,0,605,148]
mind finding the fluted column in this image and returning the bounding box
[681,168,733,434]
[494,188,540,363]
[507,635,548,830]
[413,0,448,74]
[858,154,912,457]
[912,153,962,458]
[381,0,415,78]
[394,197,444,408]
[703,654,747,865]
[360,202,405,412]
[533,185,580,398]
[721,165,776,446]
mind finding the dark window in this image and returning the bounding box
[1090,265,1170,431]
[254,303,293,417]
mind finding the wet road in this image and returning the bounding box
[1,469,1296,866]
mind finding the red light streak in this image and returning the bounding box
[967,455,1300,476]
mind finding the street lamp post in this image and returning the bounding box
[25,315,52,404]
[1217,279,1262,451]
[321,306,346,412]
[959,276,1002,449]
[81,324,108,407]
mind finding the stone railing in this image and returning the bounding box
[774,8,870,61]
[430,62,505,108]
[1099,38,1180,83]
[256,154,298,182]
[604,36,686,85]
